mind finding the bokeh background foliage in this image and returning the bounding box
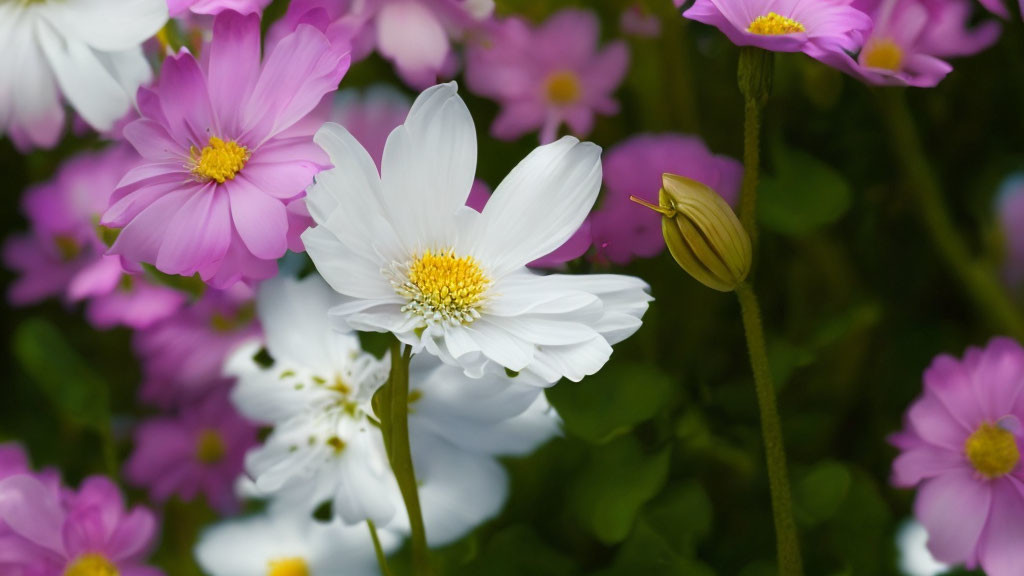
[2,0,1021,574]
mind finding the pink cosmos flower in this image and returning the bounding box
[829,0,1001,87]
[3,145,185,330]
[621,3,662,37]
[466,179,592,268]
[976,0,1023,19]
[681,0,872,64]
[0,474,162,576]
[271,0,493,89]
[590,133,743,265]
[997,174,1024,286]
[102,11,350,289]
[891,337,1024,576]
[125,390,258,514]
[168,0,270,17]
[136,284,259,408]
[464,9,629,143]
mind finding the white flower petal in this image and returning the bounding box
[37,0,166,52]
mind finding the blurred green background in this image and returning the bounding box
[3,0,1022,574]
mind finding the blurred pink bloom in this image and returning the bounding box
[3,146,185,330]
[467,179,591,267]
[997,174,1024,286]
[681,0,872,65]
[891,338,1024,576]
[103,12,350,289]
[271,0,493,89]
[590,133,742,266]
[465,9,629,143]
[976,0,1023,19]
[621,3,662,37]
[136,285,259,408]
[829,0,1001,87]
[168,0,270,17]
[125,390,258,514]
[330,86,411,168]
[0,474,162,576]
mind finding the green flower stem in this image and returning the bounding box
[735,282,804,576]
[878,89,1024,341]
[737,47,774,252]
[367,520,393,576]
[380,338,431,575]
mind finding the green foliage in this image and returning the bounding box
[759,147,853,236]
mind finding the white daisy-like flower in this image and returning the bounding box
[195,510,402,576]
[0,0,166,149]
[228,275,560,545]
[303,82,651,384]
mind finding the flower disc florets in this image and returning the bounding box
[392,249,490,326]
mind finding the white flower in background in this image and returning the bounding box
[228,275,560,545]
[303,82,651,385]
[0,0,166,149]
[896,520,950,576]
[195,510,402,576]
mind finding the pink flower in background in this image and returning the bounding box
[103,12,350,289]
[0,474,162,576]
[976,0,1023,19]
[591,134,743,265]
[136,285,259,408]
[330,86,411,168]
[271,0,494,89]
[681,0,872,64]
[621,3,662,37]
[3,145,185,329]
[997,174,1024,286]
[168,0,270,17]
[125,390,258,514]
[467,179,592,267]
[465,9,629,143]
[891,338,1024,576]
[828,0,1000,87]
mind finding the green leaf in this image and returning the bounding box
[13,319,110,433]
[759,147,852,236]
[453,525,581,576]
[570,436,671,544]
[546,362,674,444]
[643,481,714,553]
[795,460,852,526]
[593,519,716,576]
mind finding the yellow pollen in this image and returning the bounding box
[331,374,351,395]
[861,38,904,71]
[195,429,227,465]
[54,235,81,261]
[190,137,249,184]
[64,554,119,576]
[748,12,805,35]
[326,436,346,454]
[545,71,581,106]
[965,422,1020,478]
[395,249,490,326]
[267,557,309,576]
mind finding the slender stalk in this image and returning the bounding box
[380,338,431,575]
[737,47,774,252]
[877,89,1024,340]
[735,282,803,576]
[367,520,393,576]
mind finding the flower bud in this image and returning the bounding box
[631,174,752,292]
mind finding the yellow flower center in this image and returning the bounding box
[860,38,904,71]
[64,554,118,576]
[748,12,805,35]
[545,71,581,106]
[54,235,81,261]
[190,137,249,184]
[267,557,309,576]
[195,429,227,465]
[965,422,1020,478]
[395,249,490,325]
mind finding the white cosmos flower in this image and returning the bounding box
[228,274,560,546]
[195,510,402,576]
[302,82,650,385]
[0,0,166,149]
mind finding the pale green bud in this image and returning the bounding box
[631,174,752,292]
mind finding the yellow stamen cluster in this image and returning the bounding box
[395,249,490,326]
[190,137,249,184]
[195,429,227,465]
[545,71,582,106]
[965,422,1020,478]
[54,235,81,262]
[64,554,118,576]
[748,12,805,35]
[267,557,310,576]
[861,38,904,71]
